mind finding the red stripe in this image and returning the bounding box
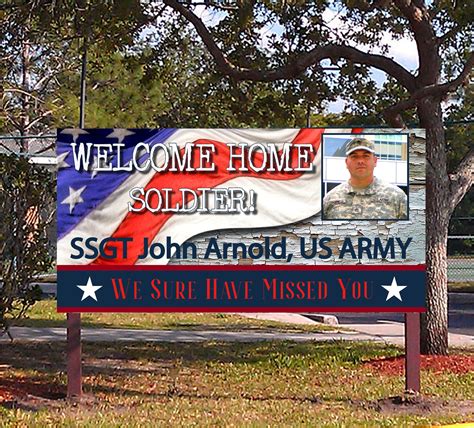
[58,306,425,313]
[59,264,426,271]
[93,129,324,265]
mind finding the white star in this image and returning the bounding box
[77,277,102,302]
[106,129,135,143]
[61,128,89,143]
[381,277,407,301]
[61,185,86,214]
[57,151,70,169]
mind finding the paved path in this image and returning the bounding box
[323,293,474,337]
[337,321,474,347]
[2,312,473,347]
[241,313,474,347]
[2,326,379,343]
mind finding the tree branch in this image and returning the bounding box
[393,0,440,85]
[426,51,474,96]
[24,109,54,131]
[164,0,417,92]
[0,141,15,155]
[3,87,44,103]
[34,141,55,155]
[175,1,238,11]
[438,23,463,45]
[383,98,414,128]
[403,51,473,100]
[382,51,473,125]
[448,147,474,213]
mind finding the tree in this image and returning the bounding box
[0,0,163,141]
[1,2,339,129]
[162,0,473,354]
[446,83,473,256]
[0,2,96,143]
[0,154,55,335]
[51,49,170,128]
[51,30,322,128]
[2,1,471,354]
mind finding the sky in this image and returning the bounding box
[320,9,419,113]
[153,5,420,114]
[191,5,420,114]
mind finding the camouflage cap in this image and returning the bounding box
[345,137,376,155]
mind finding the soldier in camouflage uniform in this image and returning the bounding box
[323,137,407,220]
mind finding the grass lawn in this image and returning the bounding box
[448,281,474,293]
[11,299,333,332]
[0,341,473,426]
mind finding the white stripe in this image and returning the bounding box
[58,129,303,264]
[136,149,322,265]
[57,129,328,265]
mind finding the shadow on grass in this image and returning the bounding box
[86,380,323,404]
[0,341,400,404]
[1,340,400,369]
[0,371,323,412]
[12,318,317,332]
[0,376,66,400]
[13,319,113,329]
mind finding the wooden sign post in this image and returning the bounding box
[67,313,82,398]
[405,313,421,392]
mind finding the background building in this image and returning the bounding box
[322,133,408,196]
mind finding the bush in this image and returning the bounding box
[0,153,55,334]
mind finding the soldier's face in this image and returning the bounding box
[345,150,377,180]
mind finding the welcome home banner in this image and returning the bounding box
[56,128,425,312]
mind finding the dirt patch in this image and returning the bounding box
[0,375,66,409]
[1,395,64,412]
[358,394,474,416]
[0,378,99,413]
[363,354,474,375]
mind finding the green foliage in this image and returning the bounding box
[52,50,169,128]
[51,35,316,128]
[1,0,472,131]
[0,154,55,332]
[0,0,161,134]
[158,1,471,125]
[446,84,473,255]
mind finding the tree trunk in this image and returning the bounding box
[418,97,450,355]
[20,28,31,149]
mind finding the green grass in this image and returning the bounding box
[448,281,474,293]
[12,299,334,332]
[0,341,473,426]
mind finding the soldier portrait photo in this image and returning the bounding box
[322,136,408,220]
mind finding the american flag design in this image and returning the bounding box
[57,128,360,266]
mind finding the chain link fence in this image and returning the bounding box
[0,134,56,161]
[448,236,474,283]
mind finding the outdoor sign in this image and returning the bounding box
[56,128,425,312]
